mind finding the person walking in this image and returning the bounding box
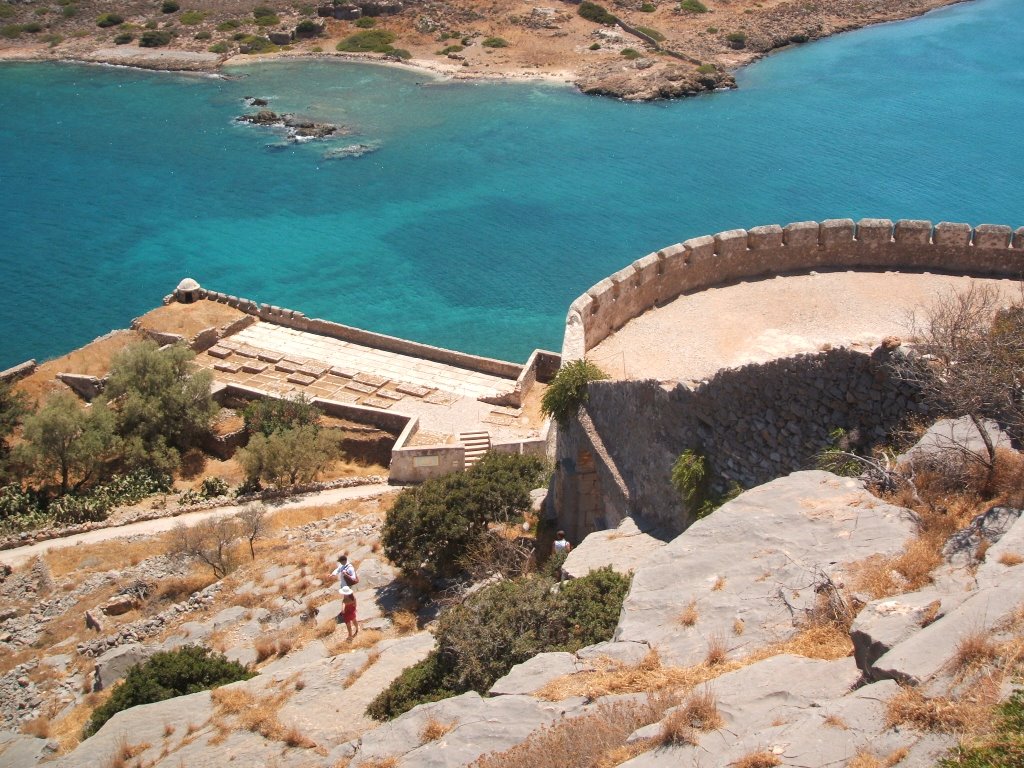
[552,531,572,556]
[331,554,359,590]
[340,586,359,639]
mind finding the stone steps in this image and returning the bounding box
[459,431,491,469]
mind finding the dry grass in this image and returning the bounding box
[678,600,699,627]
[50,689,114,753]
[659,687,723,745]
[156,569,218,603]
[754,622,853,662]
[20,715,51,738]
[420,717,457,742]
[705,634,728,666]
[390,610,419,635]
[884,685,995,734]
[327,629,383,655]
[211,684,310,747]
[733,618,745,636]
[135,300,246,339]
[847,748,910,768]
[45,532,175,578]
[822,714,848,729]
[344,650,381,687]
[712,576,727,591]
[951,631,1000,674]
[731,750,781,768]
[360,759,399,768]
[471,692,677,768]
[998,551,1024,566]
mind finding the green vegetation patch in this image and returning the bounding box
[367,567,630,720]
[160,0,179,12]
[634,25,665,41]
[696,63,716,74]
[726,30,746,48]
[577,1,616,25]
[540,358,609,427]
[179,10,205,24]
[939,690,1024,767]
[640,2,656,11]
[680,0,708,12]
[294,18,321,37]
[620,48,641,59]
[335,28,396,53]
[354,16,375,27]
[85,646,253,738]
[239,34,277,53]
[438,44,463,54]
[216,19,240,30]
[209,40,230,52]
[0,4,14,20]
[96,12,124,27]
[481,36,508,48]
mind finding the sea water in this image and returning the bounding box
[0,0,1021,367]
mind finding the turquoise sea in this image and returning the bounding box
[0,0,1022,368]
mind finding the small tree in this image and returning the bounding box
[237,425,340,487]
[671,449,707,513]
[894,285,1024,489]
[540,359,609,428]
[236,502,267,560]
[170,517,241,578]
[103,341,217,473]
[18,393,118,495]
[242,394,322,437]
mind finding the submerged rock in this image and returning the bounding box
[322,141,381,159]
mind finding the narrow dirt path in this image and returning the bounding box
[0,483,396,570]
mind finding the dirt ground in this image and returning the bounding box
[135,301,247,340]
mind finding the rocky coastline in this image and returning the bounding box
[0,0,968,101]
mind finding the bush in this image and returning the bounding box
[0,4,13,19]
[139,28,173,46]
[0,23,21,37]
[577,1,616,25]
[242,394,321,437]
[200,476,229,498]
[620,48,641,59]
[21,21,41,32]
[696,62,716,74]
[114,31,133,43]
[193,29,210,39]
[96,12,123,26]
[726,30,746,48]
[438,44,463,54]
[179,10,205,24]
[640,2,656,10]
[588,42,600,50]
[254,12,279,25]
[335,28,396,52]
[160,0,179,12]
[84,646,252,737]
[381,452,547,580]
[216,19,240,30]
[540,359,609,428]
[680,0,707,12]
[481,36,507,48]
[252,4,275,17]
[294,19,321,37]
[354,16,375,27]
[60,5,76,17]
[368,567,630,720]
[670,449,707,509]
[209,41,230,52]
[237,425,340,487]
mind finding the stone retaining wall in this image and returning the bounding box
[561,219,1024,360]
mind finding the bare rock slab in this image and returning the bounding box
[562,516,665,580]
[94,643,153,690]
[489,651,580,696]
[615,471,916,666]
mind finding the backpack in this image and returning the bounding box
[343,567,359,586]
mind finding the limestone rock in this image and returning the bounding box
[101,594,140,616]
[615,472,916,666]
[943,505,1022,568]
[94,643,153,690]
[489,652,579,696]
[0,730,54,768]
[897,416,1011,467]
[562,516,665,580]
[56,373,105,401]
[849,587,967,680]
[575,60,735,102]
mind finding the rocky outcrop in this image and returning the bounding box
[236,109,342,141]
[56,373,105,401]
[93,643,153,691]
[561,516,664,580]
[575,60,735,101]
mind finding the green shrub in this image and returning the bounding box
[0,4,13,19]
[252,4,275,16]
[481,36,507,48]
[620,47,641,59]
[671,449,707,511]
[96,12,123,26]
[84,646,252,737]
[238,34,277,52]
[43,33,62,45]
[199,476,229,498]
[634,25,664,41]
[438,44,463,54]
[335,28,395,52]
[254,12,278,25]
[208,41,230,52]
[367,567,630,720]
[939,689,1024,767]
[696,62,716,74]
[139,28,171,45]
[216,19,240,30]
[680,0,707,12]
[540,359,609,428]
[21,20,40,32]
[179,10,205,24]
[388,47,411,59]
[354,16,375,27]
[0,23,22,38]
[726,30,746,48]
[381,451,547,580]
[160,0,179,12]
[578,1,616,25]
[294,18,321,37]
[588,42,600,50]
[640,2,655,10]
[144,19,157,28]
[60,5,76,18]
[242,394,321,437]
[193,29,210,39]
[705,25,717,32]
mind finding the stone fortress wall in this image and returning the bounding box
[555,219,1024,541]
[562,218,1024,360]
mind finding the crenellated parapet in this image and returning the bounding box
[562,218,1024,360]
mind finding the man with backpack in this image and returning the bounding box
[331,554,359,591]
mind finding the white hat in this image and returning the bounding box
[340,586,354,595]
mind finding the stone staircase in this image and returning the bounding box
[459,430,491,469]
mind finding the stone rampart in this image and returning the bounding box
[562,219,1024,360]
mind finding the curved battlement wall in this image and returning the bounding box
[562,218,1024,360]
